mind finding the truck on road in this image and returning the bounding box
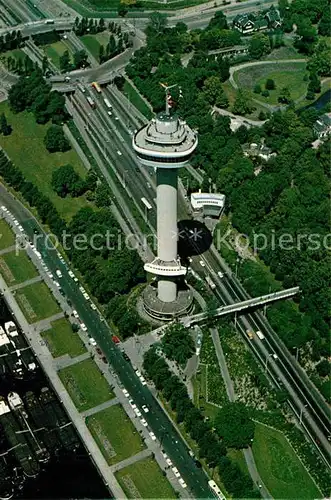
[256,330,265,340]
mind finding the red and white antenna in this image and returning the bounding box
[160,82,177,115]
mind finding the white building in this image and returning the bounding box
[190,192,225,218]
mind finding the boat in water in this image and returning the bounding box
[0,456,14,500]
[7,392,50,466]
[3,322,37,380]
[0,396,40,479]
[40,387,79,452]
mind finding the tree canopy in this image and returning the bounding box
[215,402,255,449]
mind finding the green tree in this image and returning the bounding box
[73,50,88,69]
[248,33,271,59]
[316,359,330,377]
[99,44,104,63]
[233,90,253,115]
[44,125,71,153]
[253,84,262,94]
[278,86,291,104]
[265,78,275,90]
[59,50,71,73]
[0,113,12,136]
[51,164,85,197]
[202,76,228,108]
[161,323,195,365]
[148,12,168,34]
[215,402,255,449]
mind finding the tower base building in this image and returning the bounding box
[133,93,198,320]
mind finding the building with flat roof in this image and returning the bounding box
[190,192,225,218]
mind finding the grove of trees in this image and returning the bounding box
[44,125,71,153]
[161,322,195,365]
[143,347,259,498]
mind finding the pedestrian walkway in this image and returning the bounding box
[31,312,65,332]
[53,351,91,370]
[0,245,16,255]
[9,275,42,291]
[110,448,152,473]
[82,397,120,418]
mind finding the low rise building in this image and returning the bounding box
[313,113,331,139]
[233,6,281,34]
[190,192,225,218]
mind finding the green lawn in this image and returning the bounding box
[59,358,114,411]
[0,219,15,250]
[115,457,176,499]
[234,62,308,105]
[15,281,61,323]
[0,49,26,64]
[44,41,73,70]
[80,32,110,59]
[41,317,86,358]
[122,80,153,119]
[86,403,145,464]
[0,250,38,285]
[253,422,321,499]
[0,102,88,220]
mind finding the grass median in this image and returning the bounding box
[42,317,86,358]
[86,403,145,464]
[115,456,177,499]
[252,422,321,499]
[15,281,61,323]
[0,250,38,286]
[0,219,15,250]
[59,358,114,411]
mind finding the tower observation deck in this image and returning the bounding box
[133,84,198,320]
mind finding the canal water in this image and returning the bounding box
[0,298,111,499]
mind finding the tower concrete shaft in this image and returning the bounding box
[156,168,178,302]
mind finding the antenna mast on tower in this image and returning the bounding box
[160,82,177,115]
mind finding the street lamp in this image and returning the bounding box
[299,404,308,425]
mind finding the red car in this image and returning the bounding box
[112,335,120,344]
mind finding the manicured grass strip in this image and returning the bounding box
[0,219,15,250]
[59,358,114,411]
[80,33,110,59]
[42,317,86,358]
[122,80,153,120]
[252,422,321,499]
[0,102,87,221]
[115,457,176,499]
[0,250,38,285]
[44,41,73,70]
[86,403,145,465]
[16,281,61,323]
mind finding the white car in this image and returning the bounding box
[122,388,129,397]
[142,405,149,413]
[179,478,187,488]
[68,270,75,278]
[18,225,24,231]
[129,399,136,410]
[48,273,53,279]
[166,458,173,466]
[149,431,156,441]
[135,370,141,377]
[81,323,87,332]
[72,310,79,319]
[115,116,119,121]
[134,408,142,417]
[79,286,85,293]
[172,467,181,478]
[199,260,205,267]
[89,337,97,346]
[91,303,97,310]
[54,280,60,288]
[140,377,147,386]
[14,220,19,226]
[1,205,6,211]
[217,271,224,278]
[272,353,278,359]
[56,269,62,278]
[83,292,90,300]
[117,150,122,156]
[140,418,148,427]
[107,111,112,116]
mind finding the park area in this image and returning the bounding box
[80,32,110,60]
[115,457,176,499]
[59,358,114,411]
[41,317,86,358]
[44,41,73,70]
[0,219,15,250]
[86,403,145,465]
[233,62,308,105]
[0,102,88,221]
[0,250,38,286]
[252,423,321,499]
[15,281,61,323]
[122,80,153,120]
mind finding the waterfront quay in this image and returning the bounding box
[0,273,124,499]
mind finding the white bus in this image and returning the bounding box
[86,96,96,109]
[256,330,265,340]
[141,197,152,210]
[103,98,112,109]
[208,480,225,500]
[78,83,85,93]
[45,19,54,24]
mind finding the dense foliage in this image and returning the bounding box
[161,323,195,365]
[44,125,71,153]
[143,347,258,498]
[0,30,24,54]
[215,402,255,448]
[73,16,106,37]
